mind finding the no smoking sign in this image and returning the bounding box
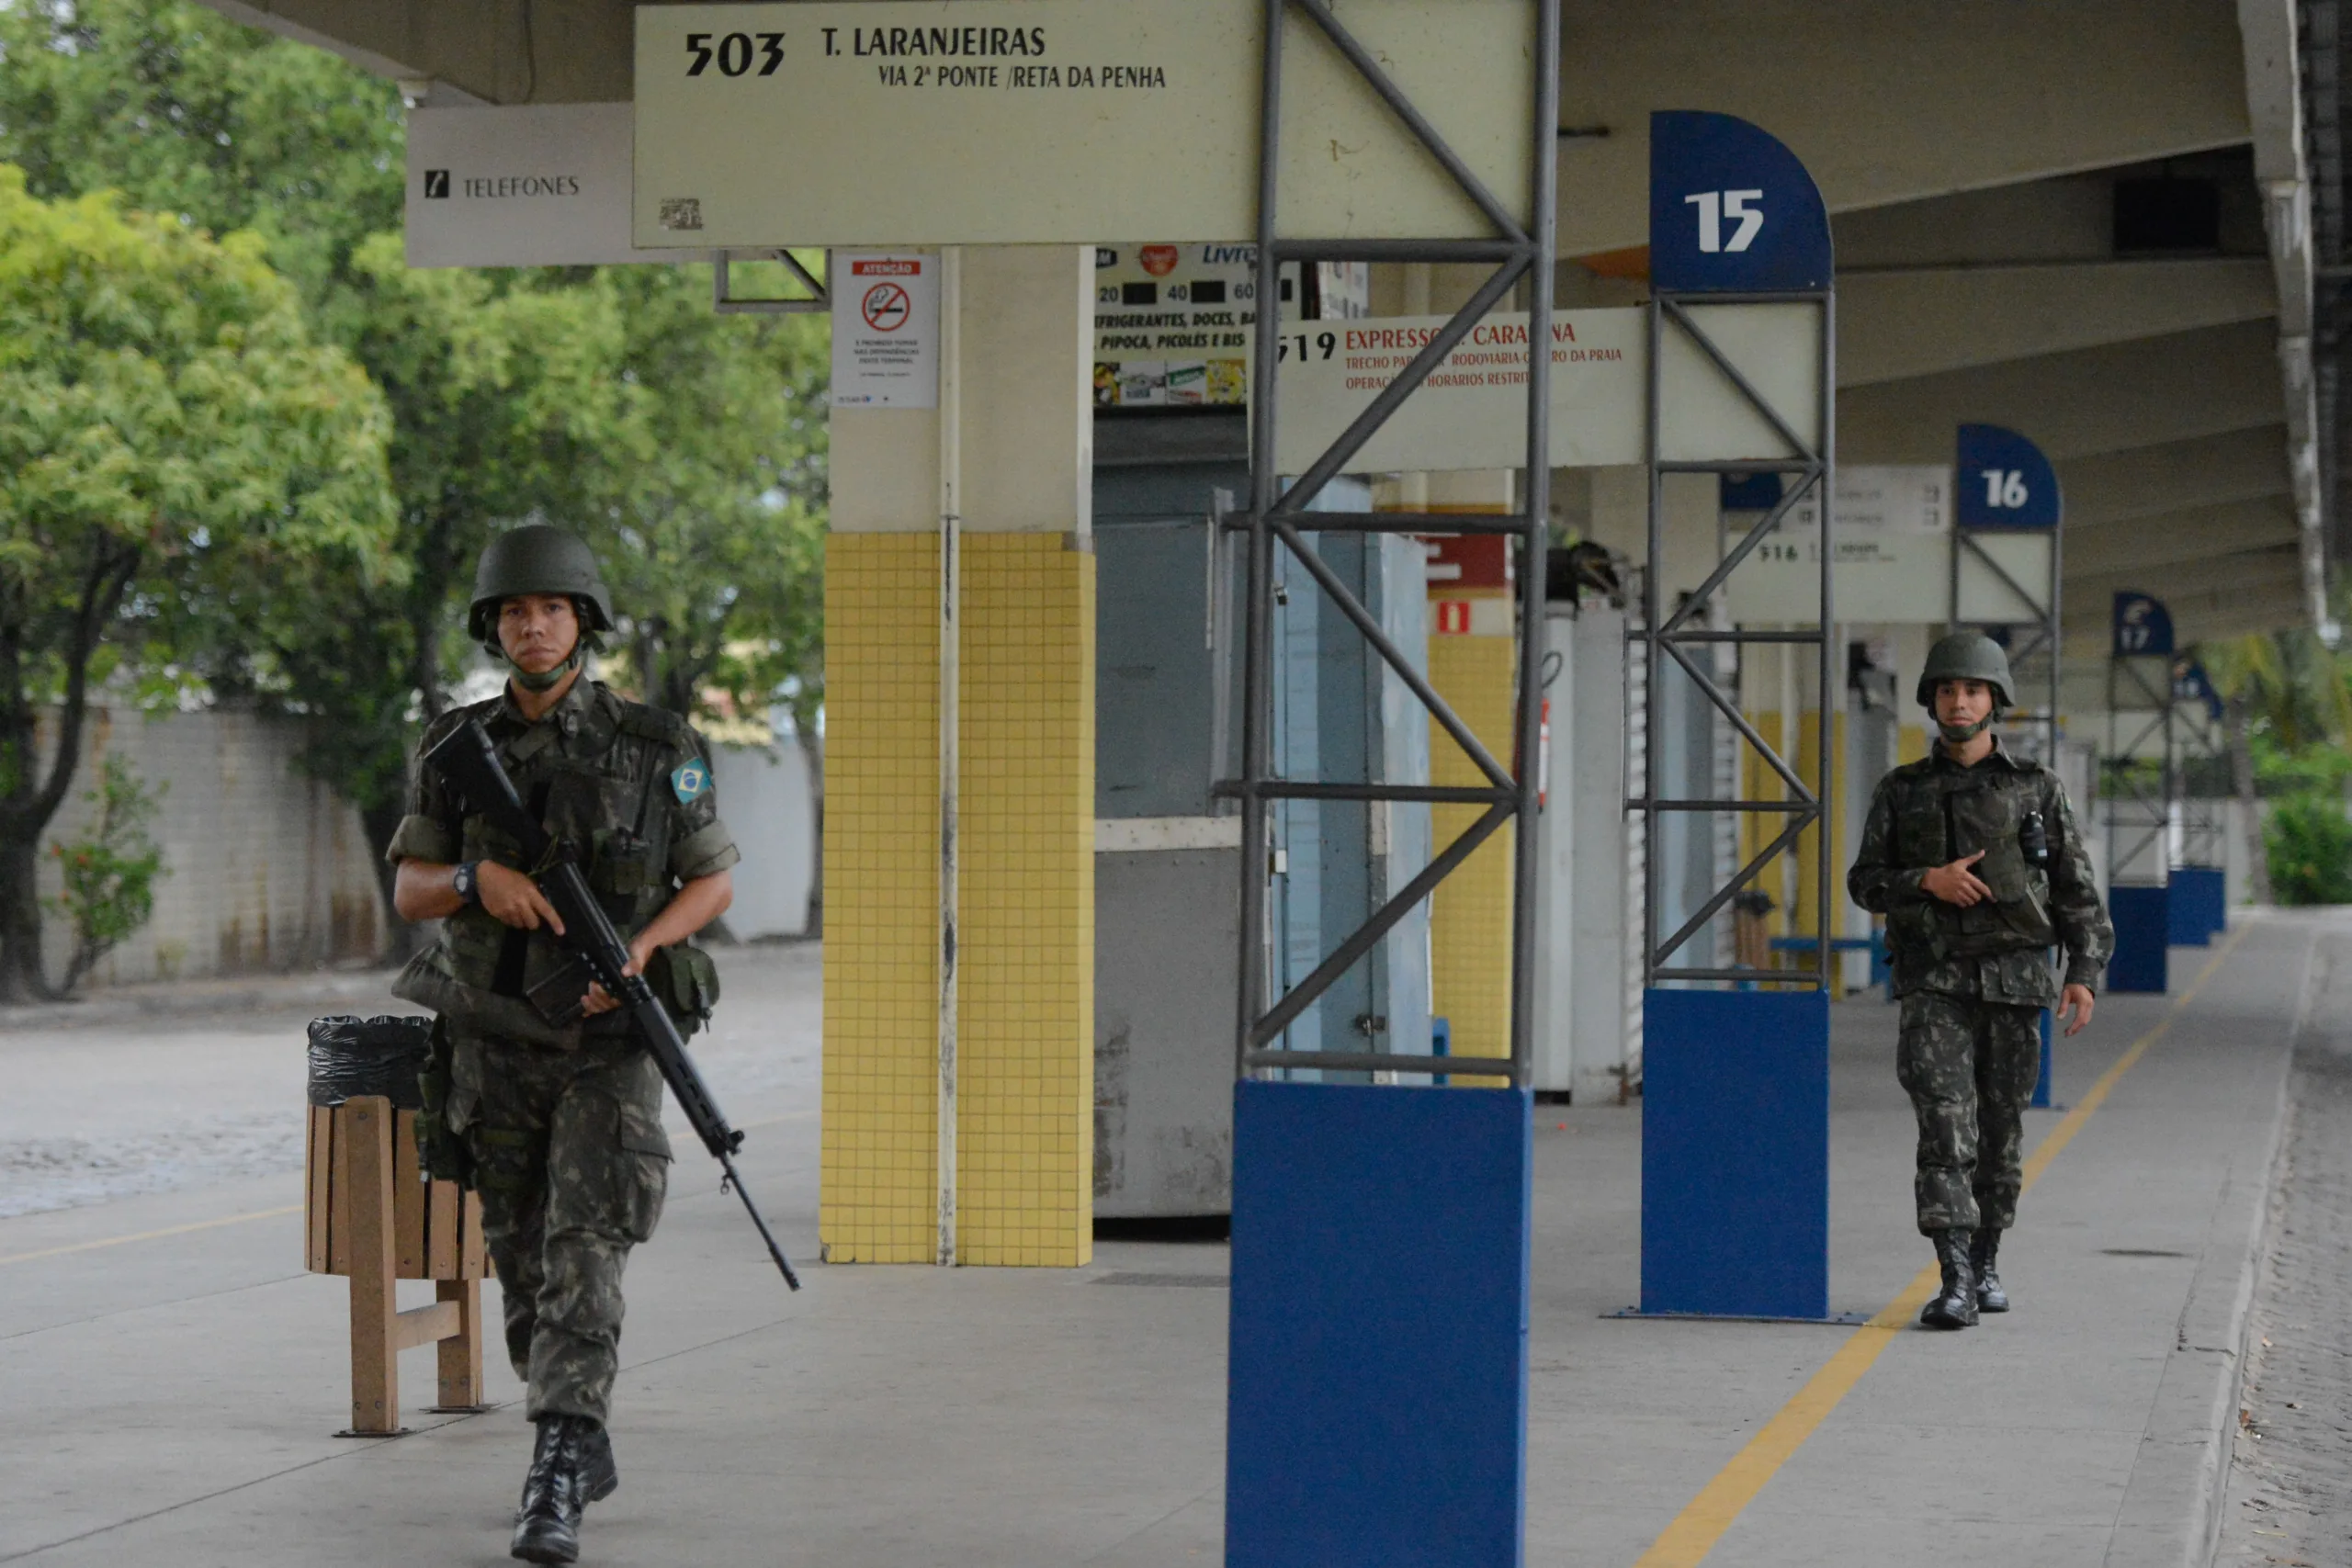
[832,254,938,408]
[861,281,911,333]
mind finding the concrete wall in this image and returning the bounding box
[30,705,385,987]
[708,735,819,942]
[28,706,822,992]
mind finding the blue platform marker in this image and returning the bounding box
[2108,886,2170,993]
[2168,866,2225,944]
[2030,1007,2054,1110]
[1227,1080,1532,1568]
[1639,988,1829,1320]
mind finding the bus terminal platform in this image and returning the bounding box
[0,916,2326,1568]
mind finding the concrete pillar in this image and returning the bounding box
[821,245,1096,1267]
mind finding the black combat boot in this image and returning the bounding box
[581,1425,618,1505]
[516,1426,616,1522]
[511,1415,594,1564]
[1970,1229,2009,1314]
[1918,1227,1979,1330]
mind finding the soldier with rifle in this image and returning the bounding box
[1849,632,2113,1331]
[388,525,775,1563]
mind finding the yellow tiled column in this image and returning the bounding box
[959,534,1094,1265]
[1422,502,1517,1080]
[820,246,1095,1267]
[820,534,941,1262]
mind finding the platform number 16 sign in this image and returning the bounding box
[1979,469,2030,511]
[1684,189,1763,254]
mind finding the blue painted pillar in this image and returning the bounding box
[2107,886,2169,993]
[1227,1081,1532,1568]
[1640,989,1829,1319]
[2030,1008,2053,1109]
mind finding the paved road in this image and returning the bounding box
[0,943,820,1218]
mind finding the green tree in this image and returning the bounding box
[43,754,167,994]
[578,265,828,728]
[0,0,832,945]
[0,168,398,999]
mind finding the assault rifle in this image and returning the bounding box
[428,717,800,1291]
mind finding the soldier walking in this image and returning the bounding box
[387,526,739,1561]
[1848,633,2112,1330]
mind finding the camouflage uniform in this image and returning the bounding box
[388,675,737,1424]
[1848,738,2111,1236]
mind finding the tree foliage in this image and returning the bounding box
[43,753,167,994]
[0,166,397,997]
[0,0,831,957]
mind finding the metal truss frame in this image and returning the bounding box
[713,248,829,314]
[1227,0,1560,1086]
[2103,653,2175,886]
[2169,676,2229,870]
[1950,526,2063,767]
[1633,290,1837,989]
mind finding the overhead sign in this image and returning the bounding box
[1092,243,1265,409]
[1272,309,1645,473]
[2113,592,2176,657]
[831,254,940,408]
[1649,111,1833,294]
[1721,468,1951,624]
[1271,301,1821,475]
[407,104,679,268]
[1956,423,2062,529]
[632,0,1534,247]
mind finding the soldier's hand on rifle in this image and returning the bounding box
[480,861,567,936]
[2057,983,2096,1036]
[582,933,657,1018]
[1921,850,1993,908]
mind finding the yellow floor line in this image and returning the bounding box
[1634,925,2251,1568]
[0,1204,303,1269]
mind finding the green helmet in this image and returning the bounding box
[467,525,615,645]
[1915,631,2015,709]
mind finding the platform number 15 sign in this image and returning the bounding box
[1684,189,1763,254]
[1647,111,1831,293]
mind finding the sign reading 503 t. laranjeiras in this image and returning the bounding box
[632,0,1535,249]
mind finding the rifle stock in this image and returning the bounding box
[427,717,801,1291]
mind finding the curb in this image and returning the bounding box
[0,970,407,1032]
[2101,923,2311,1568]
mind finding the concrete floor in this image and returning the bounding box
[0,920,2318,1566]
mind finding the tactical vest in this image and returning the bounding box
[1883,761,2058,962]
[393,688,718,1046]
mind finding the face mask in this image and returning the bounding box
[1937,713,1995,745]
[506,643,583,692]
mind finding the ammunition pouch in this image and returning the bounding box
[647,942,721,1036]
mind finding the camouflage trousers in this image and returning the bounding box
[1894,992,2042,1236]
[449,1031,671,1425]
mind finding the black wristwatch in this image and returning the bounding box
[452,861,482,907]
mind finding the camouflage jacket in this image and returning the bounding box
[385,677,739,1046]
[1847,738,2112,1006]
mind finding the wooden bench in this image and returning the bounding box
[304,1094,488,1434]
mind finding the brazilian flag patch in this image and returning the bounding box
[671,760,710,804]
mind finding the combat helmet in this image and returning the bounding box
[1914,631,2014,710]
[467,525,615,646]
